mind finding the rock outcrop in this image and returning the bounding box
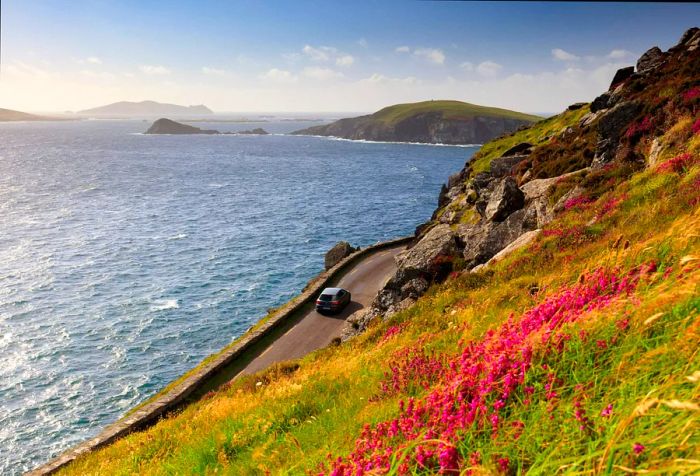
[145,118,219,134]
[324,241,357,270]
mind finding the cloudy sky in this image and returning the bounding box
[1,1,699,114]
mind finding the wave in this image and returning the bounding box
[150,299,180,311]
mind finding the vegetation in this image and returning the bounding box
[371,100,542,125]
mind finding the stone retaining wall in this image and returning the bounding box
[28,236,412,475]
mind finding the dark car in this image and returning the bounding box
[315,287,352,314]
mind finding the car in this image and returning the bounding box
[315,287,352,314]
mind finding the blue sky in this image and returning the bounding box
[2,1,699,113]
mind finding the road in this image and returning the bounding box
[237,245,404,376]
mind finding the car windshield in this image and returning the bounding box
[318,294,334,301]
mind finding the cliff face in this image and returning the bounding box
[293,101,540,144]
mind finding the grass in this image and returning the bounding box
[370,100,542,125]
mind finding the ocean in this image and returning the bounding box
[0,118,477,474]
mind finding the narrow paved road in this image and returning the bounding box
[237,245,404,376]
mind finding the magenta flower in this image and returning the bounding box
[601,404,613,418]
[633,443,645,455]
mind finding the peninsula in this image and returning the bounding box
[292,100,541,144]
[79,100,213,117]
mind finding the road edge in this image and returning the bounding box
[28,236,412,476]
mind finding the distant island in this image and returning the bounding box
[79,100,213,117]
[145,118,268,135]
[292,100,542,144]
[0,107,66,122]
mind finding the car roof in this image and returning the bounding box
[321,287,344,294]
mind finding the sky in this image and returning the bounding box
[1,1,699,114]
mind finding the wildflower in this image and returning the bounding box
[633,443,645,455]
[693,118,700,135]
[683,86,700,102]
[658,152,697,174]
[601,404,613,418]
[497,457,510,472]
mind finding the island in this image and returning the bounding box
[145,118,219,134]
[144,118,270,135]
[79,100,213,117]
[292,100,542,144]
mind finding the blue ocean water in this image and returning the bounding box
[0,119,477,474]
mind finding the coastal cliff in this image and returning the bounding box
[53,27,700,476]
[292,100,541,144]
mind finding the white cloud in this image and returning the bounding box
[139,65,171,75]
[460,61,474,71]
[552,48,579,61]
[357,38,368,48]
[361,73,420,85]
[303,66,343,81]
[476,60,502,77]
[414,48,445,64]
[260,68,297,83]
[201,66,227,76]
[302,45,337,62]
[86,56,102,65]
[336,55,355,67]
[395,46,411,53]
[608,49,633,59]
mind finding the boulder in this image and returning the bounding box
[609,66,634,90]
[678,27,700,48]
[473,229,542,271]
[594,101,641,166]
[567,102,587,111]
[392,224,460,285]
[324,241,357,270]
[484,177,525,222]
[341,308,377,341]
[590,92,613,113]
[490,155,527,177]
[636,47,666,73]
[459,207,538,268]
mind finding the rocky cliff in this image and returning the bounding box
[292,100,541,145]
[344,26,700,336]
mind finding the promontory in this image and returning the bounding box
[291,100,542,144]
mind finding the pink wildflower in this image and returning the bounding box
[633,443,645,455]
[601,404,613,418]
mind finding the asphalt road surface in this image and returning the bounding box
[237,245,404,376]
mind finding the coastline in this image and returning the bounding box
[28,236,412,476]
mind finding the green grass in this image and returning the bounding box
[370,100,542,124]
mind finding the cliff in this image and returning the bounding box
[80,100,213,116]
[54,28,700,476]
[292,100,542,144]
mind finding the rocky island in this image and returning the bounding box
[144,118,270,135]
[145,118,219,134]
[292,100,542,144]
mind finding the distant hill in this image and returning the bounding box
[0,107,56,121]
[78,101,213,117]
[292,100,542,144]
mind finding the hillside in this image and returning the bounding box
[53,28,700,475]
[78,100,213,116]
[292,100,542,145]
[0,107,56,121]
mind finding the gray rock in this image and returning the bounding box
[484,177,525,222]
[590,92,613,113]
[567,103,587,111]
[459,207,537,268]
[594,101,641,166]
[609,66,634,90]
[636,47,666,73]
[324,241,357,270]
[678,27,700,47]
[401,277,429,299]
[393,224,459,284]
[490,155,527,177]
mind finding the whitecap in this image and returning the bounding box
[166,233,187,241]
[150,299,179,311]
[285,134,481,148]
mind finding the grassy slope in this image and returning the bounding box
[58,89,700,474]
[370,100,542,125]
